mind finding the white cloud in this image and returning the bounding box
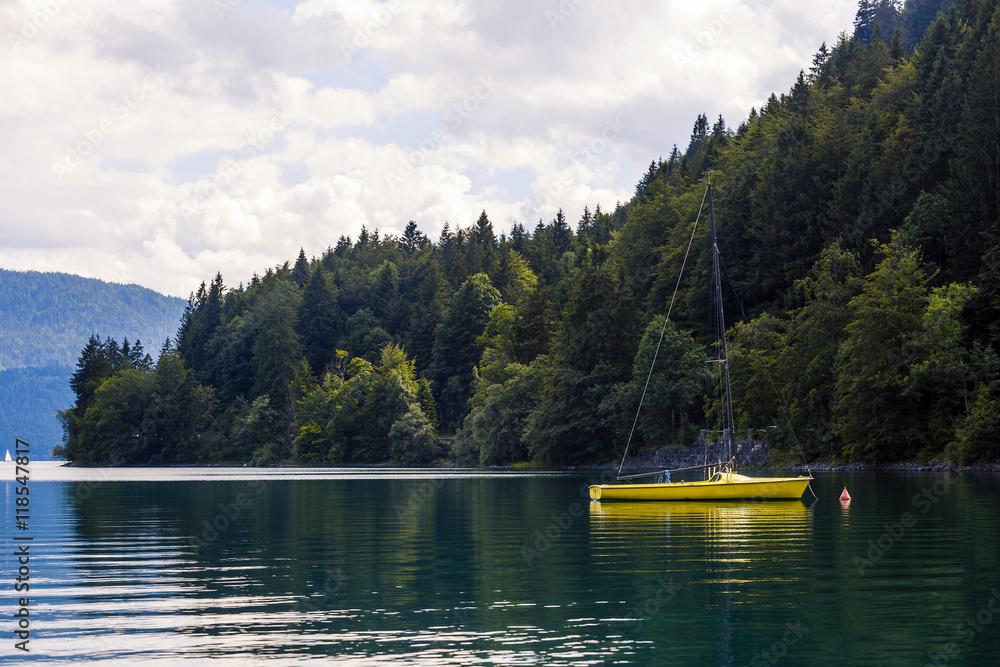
[0,0,856,297]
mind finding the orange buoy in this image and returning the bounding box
[840,487,851,501]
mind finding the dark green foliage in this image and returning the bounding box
[454,359,546,467]
[555,255,639,373]
[428,273,502,431]
[401,257,450,373]
[292,249,310,287]
[58,338,217,465]
[297,265,341,375]
[389,404,438,465]
[630,316,711,447]
[398,220,431,256]
[523,362,628,465]
[900,0,956,49]
[854,1,901,45]
[948,385,1000,463]
[342,308,393,362]
[251,280,304,450]
[835,241,931,461]
[780,244,865,456]
[177,273,224,380]
[57,1,1000,465]
[295,345,437,464]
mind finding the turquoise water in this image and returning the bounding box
[3,464,1000,665]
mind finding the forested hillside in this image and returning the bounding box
[0,270,186,458]
[0,367,74,459]
[59,0,1000,467]
[0,269,187,369]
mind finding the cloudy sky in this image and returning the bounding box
[0,0,857,297]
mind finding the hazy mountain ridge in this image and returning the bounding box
[0,268,187,370]
[0,269,187,458]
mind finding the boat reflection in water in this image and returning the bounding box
[589,500,814,569]
[589,499,815,665]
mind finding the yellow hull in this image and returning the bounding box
[589,473,812,501]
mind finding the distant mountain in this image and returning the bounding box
[0,269,188,370]
[0,366,74,461]
[0,269,187,459]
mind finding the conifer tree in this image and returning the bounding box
[297,266,341,375]
[835,240,930,462]
[427,273,502,431]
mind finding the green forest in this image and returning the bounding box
[0,269,185,459]
[0,269,186,370]
[57,0,1000,467]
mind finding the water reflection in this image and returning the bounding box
[590,500,812,540]
[10,470,1000,665]
[589,501,814,575]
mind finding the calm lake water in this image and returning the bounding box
[3,463,1000,665]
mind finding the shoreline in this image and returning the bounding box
[43,458,1000,473]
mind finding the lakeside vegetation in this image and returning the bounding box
[0,270,186,459]
[0,269,186,371]
[57,0,1000,467]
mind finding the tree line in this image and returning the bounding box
[0,269,185,370]
[57,0,1000,466]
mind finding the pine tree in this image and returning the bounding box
[176,273,224,379]
[297,266,341,375]
[292,249,310,287]
[509,222,528,253]
[252,280,305,451]
[809,42,831,82]
[398,220,429,256]
[427,273,503,431]
[835,240,931,462]
[550,209,573,257]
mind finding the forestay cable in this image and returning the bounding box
[616,184,710,479]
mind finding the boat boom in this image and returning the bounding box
[616,459,737,481]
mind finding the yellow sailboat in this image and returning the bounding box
[589,178,812,502]
[589,468,813,501]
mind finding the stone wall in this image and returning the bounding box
[623,435,775,471]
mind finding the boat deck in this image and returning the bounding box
[589,473,813,501]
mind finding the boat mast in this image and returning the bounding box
[707,176,736,463]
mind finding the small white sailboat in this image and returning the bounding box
[4,449,11,462]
